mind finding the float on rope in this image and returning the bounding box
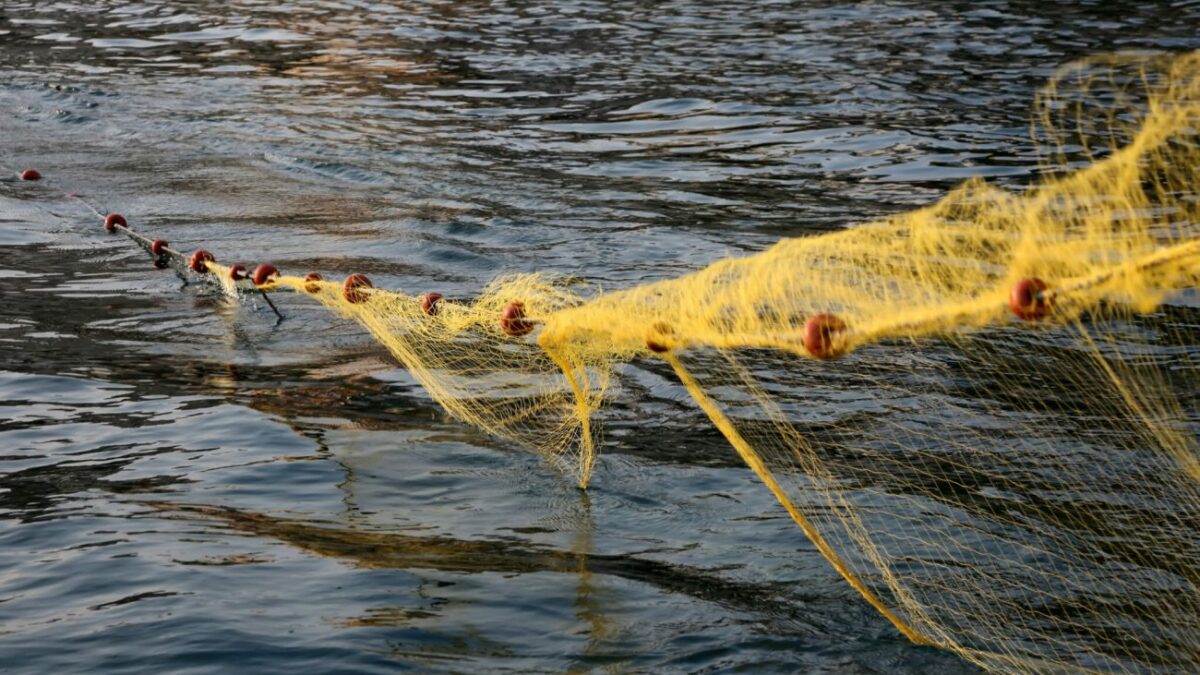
[303,272,323,293]
[645,321,675,353]
[104,213,127,233]
[189,250,214,274]
[252,263,279,287]
[1010,277,1052,320]
[421,292,443,316]
[343,273,373,304]
[151,239,170,269]
[804,313,848,360]
[500,301,535,336]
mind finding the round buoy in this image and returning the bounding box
[1010,277,1051,321]
[228,264,248,282]
[500,302,534,336]
[303,272,323,294]
[150,240,170,269]
[189,249,214,274]
[104,213,127,233]
[421,292,443,316]
[343,273,373,303]
[20,168,41,181]
[251,263,279,286]
[646,321,675,353]
[804,313,847,360]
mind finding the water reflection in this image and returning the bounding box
[147,500,815,632]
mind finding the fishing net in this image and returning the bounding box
[63,51,1200,671]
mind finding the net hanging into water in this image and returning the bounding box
[30,51,1200,672]
[258,52,1200,673]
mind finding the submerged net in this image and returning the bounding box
[152,51,1200,671]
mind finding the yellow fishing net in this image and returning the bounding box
[224,51,1198,672]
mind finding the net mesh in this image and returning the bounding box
[228,51,1200,672]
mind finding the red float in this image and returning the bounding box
[343,273,373,303]
[189,249,214,273]
[645,322,675,353]
[1010,277,1051,320]
[19,168,41,181]
[228,264,248,282]
[303,272,323,294]
[252,263,279,286]
[500,301,534,336]
[804,313,847,360]
[151,240,170,269]
[421,292,443,316]
[104,213,127,233]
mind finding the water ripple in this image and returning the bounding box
[1,0,1199,671]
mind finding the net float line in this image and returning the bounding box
[5,164,544,330]
[4,164,553,337]
[630,238,1200,361]
[2,165,288,320]
[6,164,1199,364]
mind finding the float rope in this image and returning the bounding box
[6,164,1200,360]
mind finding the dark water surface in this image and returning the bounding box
[1,1,1198,672]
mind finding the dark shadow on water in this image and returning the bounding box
[144,499,827,635]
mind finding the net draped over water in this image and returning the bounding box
[206,52,1200,672]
